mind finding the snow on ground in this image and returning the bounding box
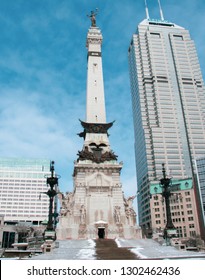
[76,239,96,260]
[115,239,205,259]
[29,238,205,260]
[31,239,96,260]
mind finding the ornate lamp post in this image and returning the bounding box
[42,161,60,240]
[159,163,177,244]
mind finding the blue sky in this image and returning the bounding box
[0,0,205,201]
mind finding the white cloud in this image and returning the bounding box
[0,0,205,198]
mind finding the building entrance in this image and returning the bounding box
[98,228,105,239]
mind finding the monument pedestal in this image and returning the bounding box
[57,161,140,239]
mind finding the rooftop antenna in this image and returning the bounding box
[144,0,150,19]
[158,0,165,21]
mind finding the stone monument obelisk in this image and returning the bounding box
[57,11,140,239]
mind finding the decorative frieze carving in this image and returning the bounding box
[77,146,118,163]
[78,120,114,138]
[87,37,102,45]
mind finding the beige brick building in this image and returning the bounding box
[150,178,200,239]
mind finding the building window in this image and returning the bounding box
[150,32,161,38]
[173,34,183,40]
[177,227,183,238]
[189,224,195,228]
[190,231,196,237]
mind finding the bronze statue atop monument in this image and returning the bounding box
[87,9,98,27]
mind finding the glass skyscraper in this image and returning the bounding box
[128,15,205,232]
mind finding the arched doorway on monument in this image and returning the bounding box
[98,227,105,239]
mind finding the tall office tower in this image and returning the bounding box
[128,3,205,234]
[0,158,50,225]
[57,12,140,239]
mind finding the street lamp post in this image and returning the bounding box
[43,161,60,240]
[159,163,177,245]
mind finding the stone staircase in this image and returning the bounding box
[94,239,139,260]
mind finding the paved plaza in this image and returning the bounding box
[30,239,205,260]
